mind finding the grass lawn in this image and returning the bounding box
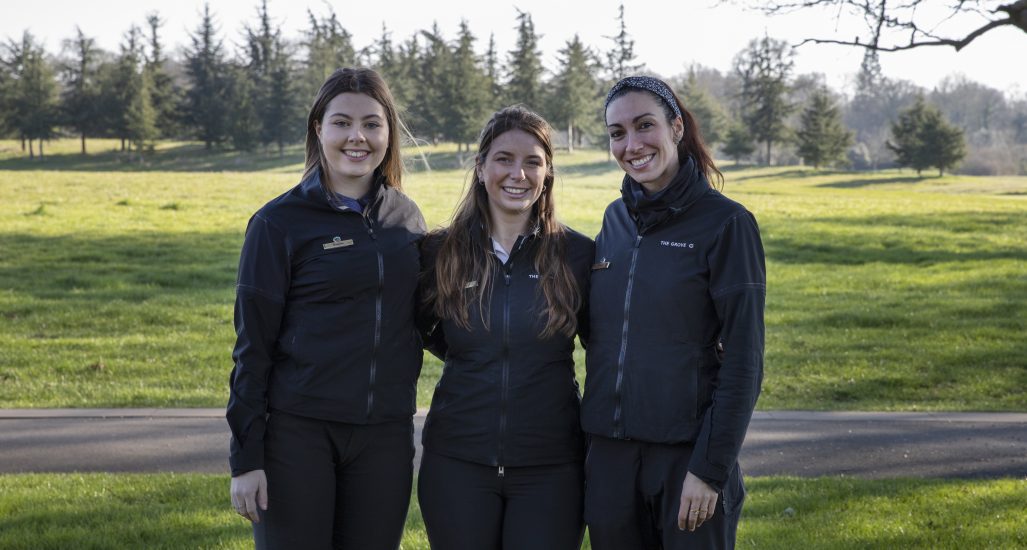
[0,141,1025,409]
[0,473,1022,549]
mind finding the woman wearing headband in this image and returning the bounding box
[581,76,766,549]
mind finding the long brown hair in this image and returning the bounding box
[427,106,580,339]
[303,67,404,190]
[606,78,724,189]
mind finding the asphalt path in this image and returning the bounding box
[1,409,1025,478]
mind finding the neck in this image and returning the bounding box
[324,169,373,198]
[489,207,531,254]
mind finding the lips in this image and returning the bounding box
[344,150,370,160]
[501,186,530,197]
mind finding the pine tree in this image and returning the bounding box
[225,62,259,151]
[2,32,59,159]
[796,88,853,169]
[483,33,503,108]
[183,4,229,149]
[604,3,643,81]
[445,21,490,151]
[548,35,600,153]
[105,26,145,152]
[145,13,181,139]
[722,120,755,164]
[680,71,725,147]
[411,24,451,144]
[301,8,356,102]
[243,1,300,154]
[126,68,158,155]
[506,10,544,111]
[733,35,795,165]
[60,27,100,154]
[888,96,966,176]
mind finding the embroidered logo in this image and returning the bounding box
[529,273,540,279]
[322,236,354,250]
[660,240,695,249]
[464,280,478,289]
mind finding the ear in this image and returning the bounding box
[673,116,685,142]
[314,121,322,141]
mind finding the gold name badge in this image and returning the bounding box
[322,237,354,250]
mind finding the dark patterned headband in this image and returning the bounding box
[604,76,682,120]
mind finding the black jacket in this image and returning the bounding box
[227,171,426,476]
[419,227,594,467]
[581,157,765,490]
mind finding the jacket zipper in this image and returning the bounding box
[496,236,526,475]
[612,234,643,438]
[365,215,382,418]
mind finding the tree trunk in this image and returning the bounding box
[29,139,35,160]
[765,141,772,166]
[81,133,87,155]
[121,138,126,152]
[40,140,44,159]
[21,136,25,152]
[567,121,574,154]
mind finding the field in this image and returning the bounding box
[0,140,1025,410]
[0,473,1023,549]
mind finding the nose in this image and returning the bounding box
[626,131,644,153]
[347,127,366,143]
[510,163,526,181]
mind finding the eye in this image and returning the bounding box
[526,159,542,168]
[639,121,655,130]
[609,130,624,140]
[333,120,349,127]
[365,121,381,129]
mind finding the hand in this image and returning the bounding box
[231,469,268,523]
[678,472,718,532]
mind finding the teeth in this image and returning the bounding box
[630,154,653,167]
[502,187,528,196]
[344,151,368,158]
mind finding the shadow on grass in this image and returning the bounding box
[557,159,619,177]
[765,211,1025,266]
[818,175,929,188]
[0,231,240,301]
[0,143,304,173]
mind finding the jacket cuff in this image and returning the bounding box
[229,440,265,477]
[687,459,729,492]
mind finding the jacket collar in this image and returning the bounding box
[620,155,709,233]
[299,168,389,214]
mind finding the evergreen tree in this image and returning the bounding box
[243,0,300,154]
[733,36,795,165]
[126,67,158,155]
[445,21,490,151]
[60,27,100,154]
[183,4,229,149]
[722,120,755,164]
[396,34,424,132]
[145,13,181,139]
[104,26,145,151]
[548,35,600,153]
[887,96,967,176]
[505,10,544,111]
[796,88,852,169]
[301,8,356,102]
[3,32,60,159]
[483,33,503,108]
[410,24,451,143]
[680,70,726,147]
[225,62,260,151]
[604,3,643,81]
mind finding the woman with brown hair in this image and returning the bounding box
[227,67,426,549]
[582,75,766,549]
[417,105,593,549]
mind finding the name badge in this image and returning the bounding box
[591,260,610,271]
[323,236,354,250]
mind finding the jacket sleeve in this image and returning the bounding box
[575,236,596,349]
[688,211,766,491]
[226,212,291,477]
[416,233,447,360]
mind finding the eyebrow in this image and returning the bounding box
[326,112,383,119]
[492,150,544,160]
[607,112,657,127]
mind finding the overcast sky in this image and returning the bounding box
[4,0,1025,97]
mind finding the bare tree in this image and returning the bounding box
[736,0,1027,52]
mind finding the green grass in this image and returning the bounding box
[1,141,1025,409]
[0,473,1022,549]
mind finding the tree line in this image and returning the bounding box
[2,2,1025,175]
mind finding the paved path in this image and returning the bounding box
[1,409,1025,478]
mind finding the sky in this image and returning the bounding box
[3,0,1025,97]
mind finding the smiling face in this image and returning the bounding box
[606,90,684,193]
[478,129,548,223]
[315,92,389,194]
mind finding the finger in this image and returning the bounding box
[243,492,260,523]
[258,475,269,511]
[689,505,701,531]
[677,496,692,530]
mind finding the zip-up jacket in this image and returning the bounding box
[581,156,765,490]
[419,227,594,468]
[227,170,426,476]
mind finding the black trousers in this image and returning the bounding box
[253,410,415,550]
[584,436,746,550]
[418,450,585,550]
